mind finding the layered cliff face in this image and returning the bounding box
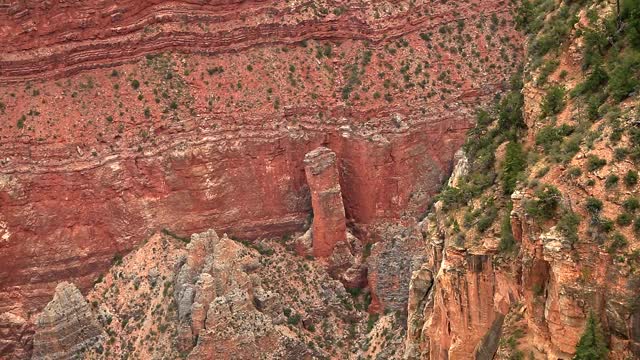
[406,1,640,358]
[31,283,103,360]
[0,1,524,357]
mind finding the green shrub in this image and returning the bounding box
[607,232,628,253]
[540,86,566,117]
[614,147,629,161]
[605,174,619,188]
[131,79,140,89]
[502,142,527,194]
[497,89,526,131]
[568,166,582,178]
[535,166,550,178]
[624,170,639,187]
[617,212,633,226]
[17,115,25,129]
[623,197,640,213]
[586,155,606,172]
[557,211,581,244]
[585,197,603,215]
[526,184,561,220]
[608,50,640,102]
[535,124,574,152]
[574,312,608,359]
[477,206,498,233]
[598,217,615,233]
[572,65,608,95]
[287,312,301,325]
[499,204,517,252]
[537,60,559,85]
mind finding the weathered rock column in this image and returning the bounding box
[304,147,347,258]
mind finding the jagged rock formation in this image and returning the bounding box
[173,230,304,358]
[0,312,33,358]
[57,230,379,359]
[31,282,103,360]
[304,146,347,258]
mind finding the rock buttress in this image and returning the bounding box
[31,282,103,360]
[304,147,347,258]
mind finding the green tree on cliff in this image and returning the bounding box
[573,312,608,360]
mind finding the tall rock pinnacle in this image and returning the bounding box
[304,147,348,258]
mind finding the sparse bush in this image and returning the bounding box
[207,66,224,75]
[557,210,581,244]
[623,197,640,213]
[131,79,140,89]
[607,232,628,253]
[617,212,633,226]
[568,166,582,178]
[585,197,603,215]
[624,170,639,187]
[586,155,607,172]
[605,174,619,188]
[526,184,561,220]
[540,85,566,117]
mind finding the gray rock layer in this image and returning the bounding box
[32,282,103,360]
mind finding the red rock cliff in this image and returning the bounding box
[0,0,523,357]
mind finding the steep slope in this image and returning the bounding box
[0,1,524,358]
[406,0,640,358]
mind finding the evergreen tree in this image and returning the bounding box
[574,312,608,360]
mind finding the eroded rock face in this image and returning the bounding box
[0,312,33,358]
[406,133,640,359]
[173,229,283,356]
[31,282,103,360]
[367,225,427,313]
[77,229,371,359]
[304,147,347,258]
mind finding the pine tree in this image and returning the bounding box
[574,312,608,360]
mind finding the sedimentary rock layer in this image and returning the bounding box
[31,282,103,360]
[1,0,507,82]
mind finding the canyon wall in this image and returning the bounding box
[0,0,524,358]
[405,3,640,358]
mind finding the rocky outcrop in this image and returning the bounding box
[173,230,292,358]
[304,147,348,258]
[0,312,33,358]
[79,229,369,359]
[31,282,103,360]
[367,224,427,313]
